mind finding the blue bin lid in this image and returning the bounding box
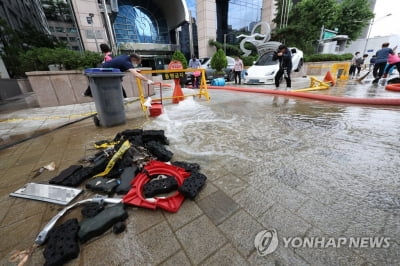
[85,68,121,73]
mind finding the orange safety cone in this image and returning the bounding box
[172,78,184,104]
[323,71,336,86]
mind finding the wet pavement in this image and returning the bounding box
[1,77,400,265]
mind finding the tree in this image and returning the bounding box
[210,49,227,73]
[171,50,188,69]
[272,0,373,54]
[335,0,374,40]
[0,18,64,77]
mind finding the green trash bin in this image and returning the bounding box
[85,68,126,127]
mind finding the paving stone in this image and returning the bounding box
[200,163,230,181]
[244,168,279,194]
[260,203,312,238]
[292,226,370,266]
[223,158,256,178]
[126,208,165,234]
[83,221,150,266]
[233,186,275,219]
[164,200,203,231]
[343,204,388,236]
[195,182,218,201]
[296,199,355,235]
[0,196,14,225]
[201,244,249,266]
[134,221,181,265]
[248,245,310,266]
[197,190,240,225]
[296,178,344,206]
[176,215,226,264]
[158,250,191,266]
[214,174,248,196]
[1,199,47,226]
[218,210,264,257]
[384,213,400,245]
[263,182,310,213]
[353,240,400,266]
[0,213,42,255]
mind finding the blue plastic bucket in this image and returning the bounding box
[211,78,225,86]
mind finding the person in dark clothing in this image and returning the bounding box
[84,53,153,97]
[369,55,376,71]
[372,42,394,84]
[273,44,292,90]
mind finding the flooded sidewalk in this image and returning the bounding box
[1,81,400,265]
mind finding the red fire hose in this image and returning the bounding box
[385,83,400,92]
[208,85,400,106]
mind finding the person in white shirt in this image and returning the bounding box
[234,56,244,85]
[189,55,201,88]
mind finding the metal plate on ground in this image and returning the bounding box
[9,183,82,205]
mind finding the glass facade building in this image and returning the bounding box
[216,0,263,43]
[228,0,262,32]
[113,0,170,46]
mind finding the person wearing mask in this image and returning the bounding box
[356,54,368,77]
[372,42,395,84]
[84,53,153,97]
[188,55,201,88]
[102,53,153,84]
[233,56,244,85]
[273,44,292,90]
[100,43,113,63]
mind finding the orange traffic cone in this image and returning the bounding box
[323,71,335,86]
[172,79,184,104]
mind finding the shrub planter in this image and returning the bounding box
[26,69,153,107]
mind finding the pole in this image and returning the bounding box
[101,0,117,54]
[280,0,286,29]
[189,13,194,57]
[363,19,373,56]
[224,33,226,54]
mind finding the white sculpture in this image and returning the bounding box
[237,22,280,56]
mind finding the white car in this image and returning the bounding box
[244,47,304,84]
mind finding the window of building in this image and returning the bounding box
[59,37,68,42]
[228,0,262,32]
[55,27,64,32]
[71,46,79,51]
[69,37,77,42]
[68,28,77,33]
[86,30,103,39]
[49,26,55,32]
[113,1,170,45]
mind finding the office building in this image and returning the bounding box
[0,0,49,33]
[42,0,81,51]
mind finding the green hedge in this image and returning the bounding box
[171,50,188,69]
[242,56,258,67]
[18,47,102,74]
[210,49,227,72]
[208,40,242,57]
[304,53,353,62]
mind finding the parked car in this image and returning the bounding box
[186,56,235,83]
[244,47,304,85]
